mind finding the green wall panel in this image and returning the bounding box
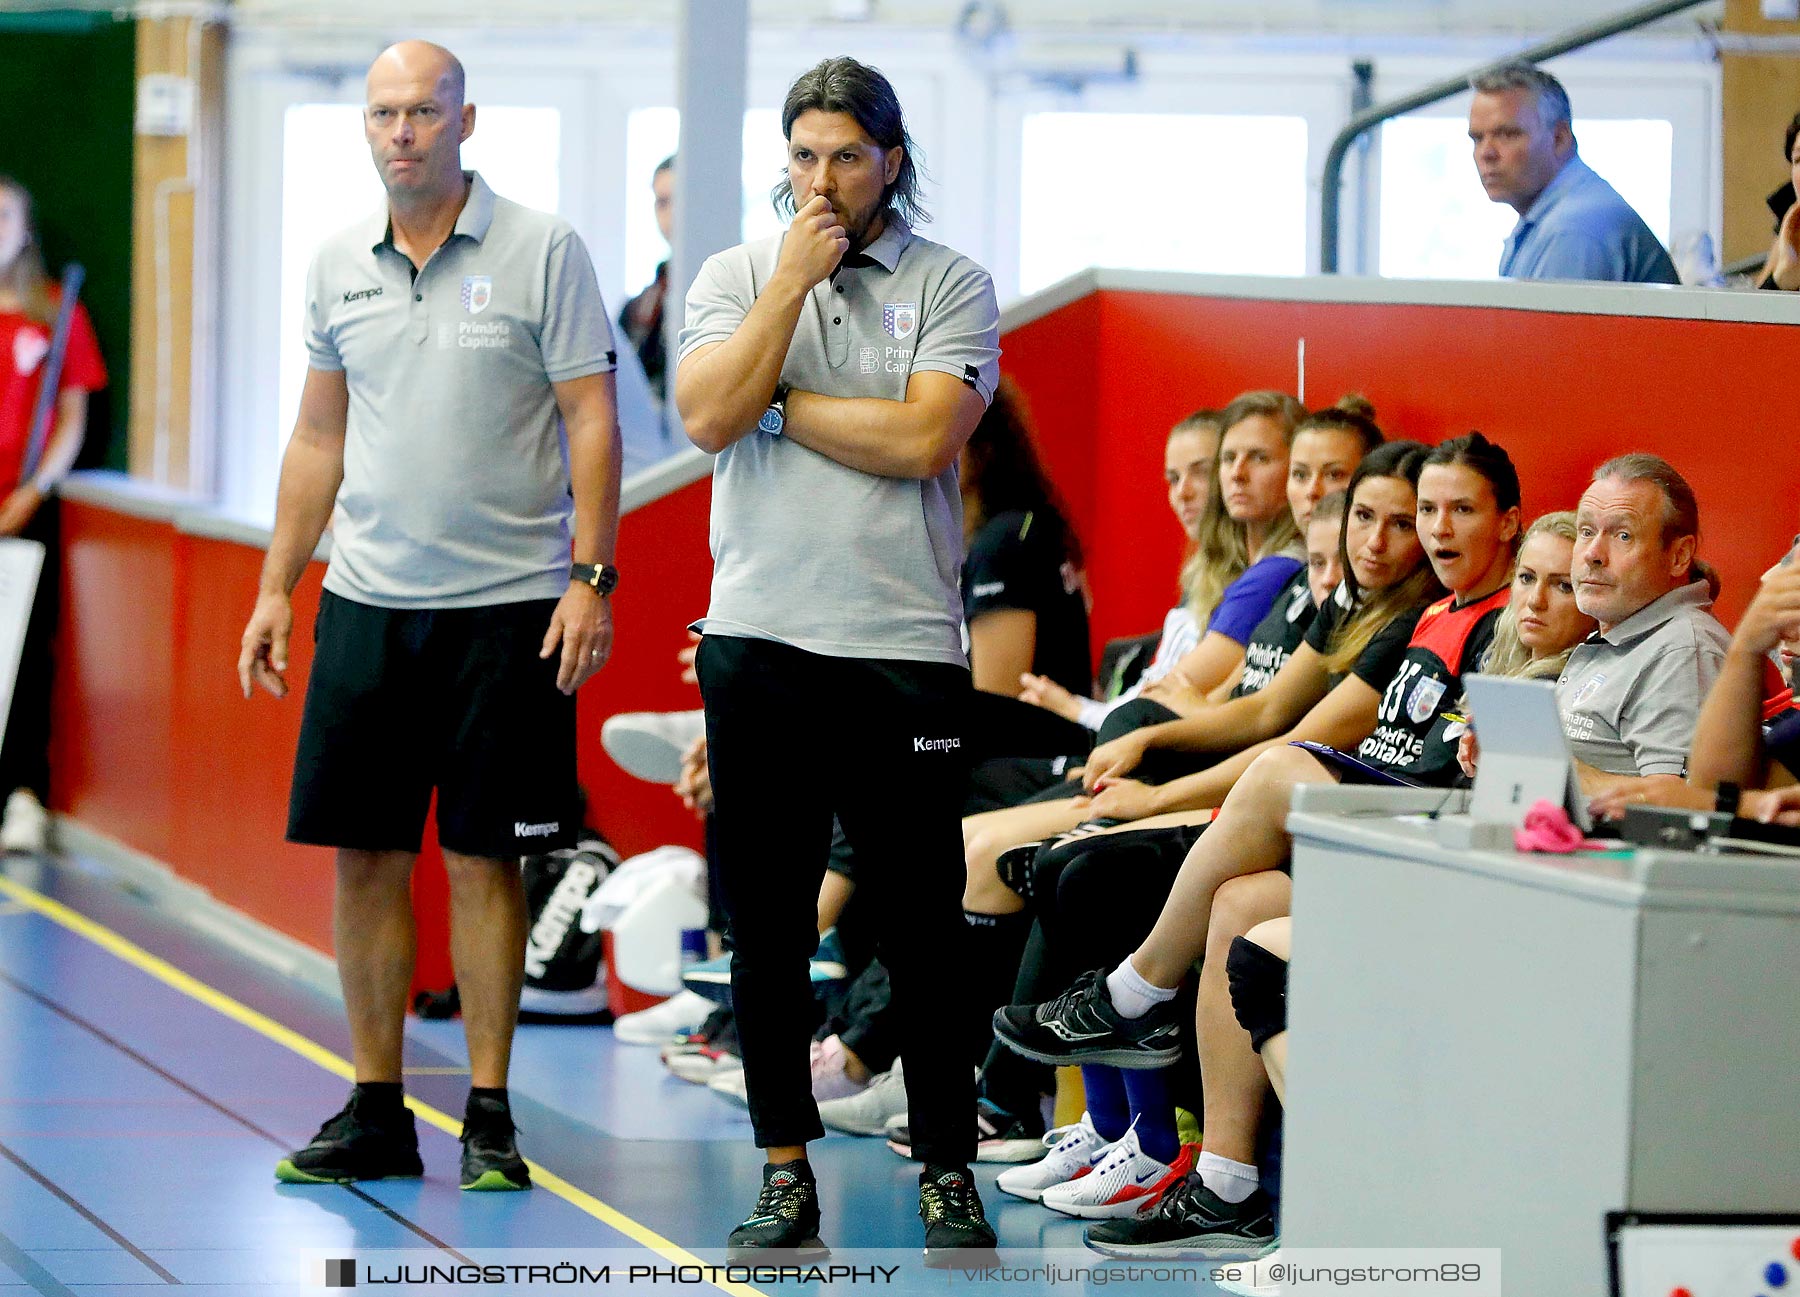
[0,10,135,470]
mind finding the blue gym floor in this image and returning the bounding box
[0,850,1236,1296]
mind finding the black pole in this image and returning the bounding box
[1319,0,1712,274]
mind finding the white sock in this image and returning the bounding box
[1197,1151,1260,1204]
[1105,959,1177,1020]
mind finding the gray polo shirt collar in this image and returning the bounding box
[362,170,497,255]
[840,215,912,273]
[1591,579,1714,648]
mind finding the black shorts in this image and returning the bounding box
[287,591,579,859]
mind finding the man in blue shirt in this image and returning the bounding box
[1468,62,1679,285]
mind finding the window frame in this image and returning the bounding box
[1364,52,1721,279]
[991,53,1355,300]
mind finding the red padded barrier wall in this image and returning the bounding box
[997,294,1102,532]
[573,474,716,859]
[1002,289,1800,649]
[53,505,179,863]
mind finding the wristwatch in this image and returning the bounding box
[758,383,789,437]
[570,563,620,595]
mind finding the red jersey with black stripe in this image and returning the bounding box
[1356,585,1510,783]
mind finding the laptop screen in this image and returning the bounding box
[1462,674,1592,832]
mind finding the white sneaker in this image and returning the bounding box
[817,1059,906,1135]
[614,989,715,1045]
[995,1112,1109,1202]
[0,790,48,854]
[707,1067,749,1107]
[601,710,706,784]
[1041,1121,1193,1220]
[1216,1249,1286,1295]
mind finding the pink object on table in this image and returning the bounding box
[1513,800,1588,853]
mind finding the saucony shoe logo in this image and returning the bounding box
[1046,1022,1111,1042]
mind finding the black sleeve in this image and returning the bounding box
[1303,591,1346,655]
[963,512,1048,622]
[1350,604,1427,690]
[1766,710,1800,777]
[1461,606,1505,678]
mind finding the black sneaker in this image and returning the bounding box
[275,1089,423,1184]
[919,1165,998,1267]
[460,1094,531,1191]
[1083,1173,1275,1259]
[727,1162,829,1260]
[992,969,1180,1068]
[885,1099,1046,1163]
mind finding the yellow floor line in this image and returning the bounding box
[0,872,764,1297]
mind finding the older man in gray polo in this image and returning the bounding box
[1560,453,1730,802]
[237,41,620,1194]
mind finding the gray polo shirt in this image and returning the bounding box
[1556,581,1730,776]
[678,217,1001,666]
[304,171,616,609]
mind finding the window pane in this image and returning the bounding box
[622,106,788,301]
[1019,112,1308,295]
[1378,116,1672,280]
[1571,120,1673,243]
[277,104,560,440]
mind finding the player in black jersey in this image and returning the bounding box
[1140,508,1605,1267]
[995,434,1526,1259]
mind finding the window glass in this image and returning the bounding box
[1378,116,1672,280]
[1018,112,1309,294]
[622,106,787,300]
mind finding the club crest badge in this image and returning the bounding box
[13,329,48,377]
[1571,673,1606,707]
[461,275,493,315]
[1406,675,1447,725]
[882,302,916,339]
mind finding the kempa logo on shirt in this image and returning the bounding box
[342,286,383,304]
[914,736,961,754]
[514,820,560,838]
[972,581,1006,598]
[462,275,493,315]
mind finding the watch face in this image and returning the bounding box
[757,406,784,436]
